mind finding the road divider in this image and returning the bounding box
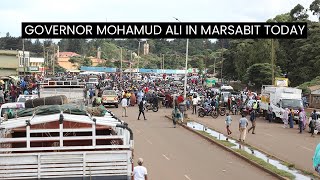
[165,115,316,180]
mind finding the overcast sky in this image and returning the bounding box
[0,0,317,37]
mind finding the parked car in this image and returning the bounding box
[102,90,119,108]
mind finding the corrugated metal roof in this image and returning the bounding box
[309,85,320,92]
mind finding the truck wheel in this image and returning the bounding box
[295,120,299,124]
[115,104,118,108]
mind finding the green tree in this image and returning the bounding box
[243,63,282,90]
[310,0,320,21]
[290,4,309,21]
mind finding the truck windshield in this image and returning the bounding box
[281,99,303,109]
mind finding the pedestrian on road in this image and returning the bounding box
[225,113,232,139]
[138,98,147,120]
[289,108,294,128]
[121,95,128,117]
[282,108,289,128]
[313,143,320,175]
[132,158,148,180]
[248,110,256,134]
[310,109,317,137]
[172,106,181,128]
[192,95,198,114]
[239,114,249,142]
[298,108,304,133]
[268,103,273,123]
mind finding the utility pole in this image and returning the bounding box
[271,39,275,85]
[53,45,55,75]
[22,39,25,76]
[137,41,141,70]
[120,47,123,83]
[162,54,165,70]
[220,40,224,84]
[43,45,46,75]
[130,50,132,79]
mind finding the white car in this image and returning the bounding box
[17,95,38,103]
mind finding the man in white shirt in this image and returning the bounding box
[132,158,148,180]
[192,96,198,114]
[121,95,128,117]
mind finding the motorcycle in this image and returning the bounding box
[198,105,217,118]
[231,104,238,115]
[145,102,159,112]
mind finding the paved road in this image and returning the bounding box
[110,106,275,180]
[185,109,318,173]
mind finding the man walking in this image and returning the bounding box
[132,158,148,180]
[239,114,249,142]
[248,110,256,134]
[121,95,128,117]
[192,95,198,114]
[298,108,304,133]
[225,113,232,140]
[138,98,147,120]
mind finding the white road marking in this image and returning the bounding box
[263,133,273,137]
[146,139,153,144]
[184,175,192,180]
[162,154,170,160]
[300,146,313,152]
[136,129,141,134]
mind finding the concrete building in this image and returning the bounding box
[29,57,45,73]
[0,50,31,76]
[57,52,81,71]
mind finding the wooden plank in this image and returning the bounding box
[85,166,127,170]
[84,170,127,174]
[86,162,127,167]
[39,171,83,176]
[0,172,38,177]
[0,164,38,169]
[0,135,124,143]
[0,168,38,174]
[40,167,84,172]
[41,163,83,168]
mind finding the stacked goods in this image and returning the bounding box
[25,95,68,108]
[86,105,107,117]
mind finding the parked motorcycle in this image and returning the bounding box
[145,102,159,112]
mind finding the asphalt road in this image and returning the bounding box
[186,109,318,174]
[110,106,275,180]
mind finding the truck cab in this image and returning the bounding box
[0,102,25,122]
[260,85,303,123]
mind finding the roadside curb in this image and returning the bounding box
[165,115,289,180]
[185,117,320,179]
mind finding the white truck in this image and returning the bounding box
[0,104,134,180]
[260,85,303,123]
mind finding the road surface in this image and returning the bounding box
[186,109,318,173]
[110,106,275,180]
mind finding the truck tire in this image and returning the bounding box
[115,104,118,108]
[25,95,68,108]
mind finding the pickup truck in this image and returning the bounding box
[102,90,119,108]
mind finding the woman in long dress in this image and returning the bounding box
[282,108,289,128]
[130,91,136,106]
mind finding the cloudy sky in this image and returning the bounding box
[0,0,317,37]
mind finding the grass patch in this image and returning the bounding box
[219,140,237,148]
[234,149,295,180]
[196,130,236,148]
[281,161,295,169]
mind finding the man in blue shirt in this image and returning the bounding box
[239,114,249,142]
